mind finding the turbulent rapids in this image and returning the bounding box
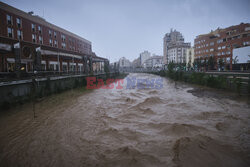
[0,73,250,167]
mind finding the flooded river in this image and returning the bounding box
[0,73,250,167]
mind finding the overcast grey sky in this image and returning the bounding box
[2,0,250,62]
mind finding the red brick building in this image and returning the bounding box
[194,23,250,70]
[0,2,107,73]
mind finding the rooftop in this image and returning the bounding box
[0,1,91,44]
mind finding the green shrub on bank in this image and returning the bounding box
[156,69,241,91]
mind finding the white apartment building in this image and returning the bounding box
[118,57,131,68]
[186,47,194,67]
[163,29,191,64]
[139,51,151,66]
[145,55,163,68]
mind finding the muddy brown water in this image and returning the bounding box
[0,73,250,167]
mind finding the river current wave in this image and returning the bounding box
[0,73,250,167]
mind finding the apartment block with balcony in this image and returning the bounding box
[163,29,191,64]
[194,23,250,70]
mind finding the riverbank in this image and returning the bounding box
[0,72,128,110]
[151,70,250,96]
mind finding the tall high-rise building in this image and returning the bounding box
[139,51,151,66]
[163,29,190,64]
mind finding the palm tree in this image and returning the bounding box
[232,56,239,64]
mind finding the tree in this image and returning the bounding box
[167,61,175,72]
[193,58,201,71]
[187,60,191,71]
[208,56,216,70]
[232,56,239,64]
[218,58,225,71]
[201,58,208,71]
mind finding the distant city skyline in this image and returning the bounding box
[2,0,250,63]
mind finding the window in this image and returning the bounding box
[233,44,240,48]
[232,35,240,40]
[62,42,66,49]
[7,14,12,25]
[210,42,214,46]
[210,48,214,52]
[226,51,231,55]
[39,36,43,44]
[49,39,53,46]
[54,31,57,38]
[54,40,57,47]
[243,41,250,46]
[218,46,221,50]
[222,46,226,49]
[32,34,36,43]
[16,18,21,28]
[49,30,52,37]
[217,52,221,56]
[221,52,225,55]
[38,26,42,33]
[217,39,223,43]
[215,34,220,37]
[61,34,66,42]
[17,30,23,40]
[7,27,14,38]
[31,24,36,32]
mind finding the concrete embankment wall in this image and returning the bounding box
[0,72,121,109]
[152,71,250,96]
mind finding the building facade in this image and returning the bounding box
[139,51,151,66]
[186,47,194,68]
[0,2,107,74]
[118,57,131,68]
[163,29,191,64]
[132,58,140,68]
[145,55,163,68]
[194,23,250,70]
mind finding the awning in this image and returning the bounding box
[40,49,82,59]
[0,43,12,52]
